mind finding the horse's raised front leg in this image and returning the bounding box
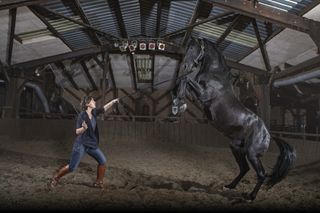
[224,140,250,189]
[172,77,188,115]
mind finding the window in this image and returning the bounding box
[134,55,153,83]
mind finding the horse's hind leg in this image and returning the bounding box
[224,141,250,189]
[245,150,267,201]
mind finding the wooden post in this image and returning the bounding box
[254,82,271,129]
[3,78,24,118]
[102,52,108,120]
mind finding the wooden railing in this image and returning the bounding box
[271,130,320,142]
[8,112,320,142]
[16,112,210,124]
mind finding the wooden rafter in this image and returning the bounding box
[216,14,242,47]
[80,61,98,91]
[56,62,80,90]
[181,0,201,46]
[29,6,74,50]
[162,11,233,39]
[155,0,162,37]
[252,18,271,72]
[6,8,17,65]
[73,0,102,46]
[108,0,127,38]
[35,5,118,40]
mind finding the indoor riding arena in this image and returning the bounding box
[1,0,320,212]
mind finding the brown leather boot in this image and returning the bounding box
[94,164,106,189]
[48,165,70,189]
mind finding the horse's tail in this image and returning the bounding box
[265,136,296,188]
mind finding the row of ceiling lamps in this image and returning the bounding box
[114,40,166,53]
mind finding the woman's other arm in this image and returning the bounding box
[76,121,88,135]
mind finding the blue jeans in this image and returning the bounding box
[68,142,106,172]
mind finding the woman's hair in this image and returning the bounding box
[80,96,93,111]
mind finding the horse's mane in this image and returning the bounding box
[200,38,231,80]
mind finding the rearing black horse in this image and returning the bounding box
[171,37,296,201]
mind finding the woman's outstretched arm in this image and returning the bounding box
[103,98,119,112]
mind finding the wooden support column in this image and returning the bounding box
[2,77,23,118]
[101,52,109,119]
[6,8,17,65]
[306,101,317,134]
[254,83,271,128]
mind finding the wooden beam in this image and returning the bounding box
[120,101,135,115]
[226,60,267,76]
[252,18,271,72]
[155,0,162,37]
[80,61,98,91]
[186,95,202,112]
[35,5,118,40]
[29,6,74,50]
[141,91,156,103]
[56,62,80,90]
[95,89,112,101]
[0,0,49,10]
[119,89,135,102]
[107,0,127,38]
[181,0,201,46]
[216,14,242,46]
[11,46,103,70]
[107,56,117,98]
[205,0,320,50]
[73,0,102,45]
[237,0,320,62]
[273,56,320,80]
[101,52,109,110]
[151,55,155,92]
[6,8,17,65]
[162,11,233,38]
[156,90,171,102]
[0,61,10,82]
[155,101,171,115]
[64,87,81,101]
[129,54,138,90]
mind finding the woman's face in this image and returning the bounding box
[86,98,96,109]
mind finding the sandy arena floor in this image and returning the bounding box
[0,135,319,211]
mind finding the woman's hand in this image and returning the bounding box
[76,121,88,135]
[82,121,88,130]
[112,98,119,104]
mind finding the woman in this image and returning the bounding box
[48,96,119,189]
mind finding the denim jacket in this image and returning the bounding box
[75,107,104,149]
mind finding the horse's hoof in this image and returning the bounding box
[223,184,235,190]
[242,193,255,202]
[223,185,234,191]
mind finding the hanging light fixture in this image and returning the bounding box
[128,40,138,52]
[148,40,156,50]
[157,40,165,51]
[119,40,129,52]
[139,40,147,50]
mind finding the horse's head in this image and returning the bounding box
[169,38,205,116]
[180,37,205,75]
